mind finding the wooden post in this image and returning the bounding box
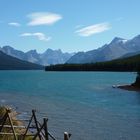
[38,121,56,140]
[0,109,17,140]
[23,109,42,140]
[0,110,9,132]
[33,123,45,140]
[8,113,17,140]
[22,112,34,140]
[64,132,71,140]
[43,118,49,140]
[32,110,42,140]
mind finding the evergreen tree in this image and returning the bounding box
[132,66,140,87]
[136,67,140,86]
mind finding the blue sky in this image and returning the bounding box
[0,0,140,53]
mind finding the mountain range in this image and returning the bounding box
[1,34,140,66]
[0,46,74,66]
[67,35,140,64]
[0,51,43,70]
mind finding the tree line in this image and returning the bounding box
[45,54,140,72]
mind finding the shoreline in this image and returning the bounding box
[117,84,140,92]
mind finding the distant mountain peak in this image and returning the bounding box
[134,34,140,38]
[67,34,140,64]
[46,48,53,51]
[46,48,62,52]
[27,49,37,54]
[3,45,14,50]
[132,34,140,41]
[44,48,63,55]
[110,37,125,44]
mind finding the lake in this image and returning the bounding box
[0,71,140,140]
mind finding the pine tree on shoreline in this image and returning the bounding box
[132,67,140,88]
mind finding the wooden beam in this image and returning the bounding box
[0,132,36,136]
[43,118,49,140]
[0,125,26,128]
[32,110,42,140]
[22,112,34,140]
[38,120,56,140]
[8,113,17,140]
[0,132,18,135]
[0,125,37,129]
[0,111,9,132]
[33,122,45,140]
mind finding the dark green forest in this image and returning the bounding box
[45,54,140,72]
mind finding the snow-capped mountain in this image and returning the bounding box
[67,35,140,64]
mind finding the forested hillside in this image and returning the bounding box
[45,54,140,71]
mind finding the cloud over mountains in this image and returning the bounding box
[20,32,51,41]
[75,22,111,37]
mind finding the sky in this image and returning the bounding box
[0,0,140,53]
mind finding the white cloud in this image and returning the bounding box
[27,12,62,26]
[75,22,111,37]
[20,32,51,41]
[8,22,21,27]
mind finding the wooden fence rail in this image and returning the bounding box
[0,109,71,140]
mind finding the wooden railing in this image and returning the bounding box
[0,109,71,140]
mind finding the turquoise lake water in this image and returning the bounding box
[0,71,140,140]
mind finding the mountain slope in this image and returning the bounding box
[67,35,140,64]
[40,49,74,65]
[1,46,74,65]
[121,50,140,58]
[0,51,43,70]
